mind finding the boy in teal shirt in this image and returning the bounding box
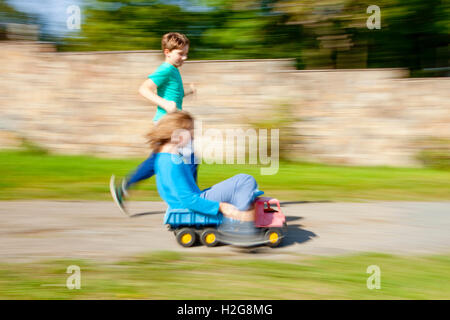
[110,32,196,214]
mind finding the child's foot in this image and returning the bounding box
[218,231,268,247]
[217,218,267,246]
[110,175,129,216]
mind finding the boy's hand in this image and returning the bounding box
[163,100,177,113]
[185,83,197,97]
[189,83,196,95]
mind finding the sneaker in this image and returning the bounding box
[121,177,130,198]
[110,175,129,216]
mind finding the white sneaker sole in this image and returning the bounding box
[110,174,129,216]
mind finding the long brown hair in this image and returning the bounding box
[146,111,194,153]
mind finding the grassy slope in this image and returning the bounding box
[0,150,449,201]
[0,252,448,299]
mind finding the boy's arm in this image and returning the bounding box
[184,83,196,97]
[138,79,177,113]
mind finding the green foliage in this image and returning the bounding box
[416,137,450,170]
[20,138,49,156]
[0,0,40,40]
[0,0,36,24]
[57,0,448,74]
[247,101,299,161]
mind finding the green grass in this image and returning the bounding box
[0,150,449,201]
[0,251,448,299]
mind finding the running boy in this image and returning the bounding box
[110,32,196,214]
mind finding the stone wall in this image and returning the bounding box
[1,41,449,166]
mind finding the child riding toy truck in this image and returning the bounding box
[164,197,287,248]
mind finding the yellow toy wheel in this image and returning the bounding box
[175,228,196,247]
[265,228,283,247]
[200,228,219,247]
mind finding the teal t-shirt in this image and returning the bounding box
[148,62,184,122]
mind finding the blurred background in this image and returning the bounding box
[0,0,449,300]
[0,0,448,168]
[2,0,449,73]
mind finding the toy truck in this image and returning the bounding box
[164,197,287,248]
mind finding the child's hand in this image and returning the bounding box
[219,202,239,219]
[185,83,196,97]
[219,202,254,221]
[189,83,196,96]
[163,100,177,113]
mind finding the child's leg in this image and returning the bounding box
[200,174,258,211]
[110,152,156,214]
[125,153,157,189]
[200,174,260,237]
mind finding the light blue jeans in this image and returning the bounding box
[200,173,261,234]
[200,174,259,211]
